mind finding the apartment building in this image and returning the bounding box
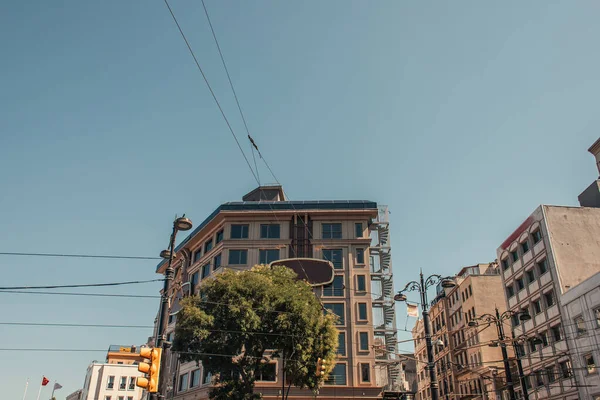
[560,272,600,400]
[496,204,600,400]
[155,186,403,400]
[79,345,145,400]
[412,263,510,400]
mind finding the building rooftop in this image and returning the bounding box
[156,196,378,272]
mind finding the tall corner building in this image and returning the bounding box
[496,137,600,400]
[154,186,404,400]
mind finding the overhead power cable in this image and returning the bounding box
[200,0,261,182]
[0,322,153,329]
[0,290,160,298]
[162,0,259,184]
[0,278,163,291]
[0,251,158,260]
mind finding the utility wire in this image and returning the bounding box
[200,0,261,182]
[162,0,259,184]
[0,278,163,291]
[0,290,159,298]
[0,322,153,329]
[0,251,158,260]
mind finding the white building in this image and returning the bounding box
[560,271,600,400]
[80,362,144,400]
[77,345,146,400]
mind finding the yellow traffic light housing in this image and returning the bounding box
[136,347,162,393]
[316,357,327,377]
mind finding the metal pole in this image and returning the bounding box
[421,272,439,400]
[512,333,530,400]
[495,308,516,400]
[22,378,29,400]
[157,222,178,399]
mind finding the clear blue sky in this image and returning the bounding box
[1,1,599,397]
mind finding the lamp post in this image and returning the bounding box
[156,215,192,399]
[394,271,456,400]
[467,307,532,400]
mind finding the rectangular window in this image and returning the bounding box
[528,338,538,353]
[526,269,535,284]
[511,250,519,262]
[325,363,347,385]
[107,376,115,390]
[193,248,202,263]
[204,239,213,253]
[540,331,549,347]
[359,332,369,351]
[521,241,530,254]
[532,230,542,244]
[324,303,345,325]
[506,285,515,298]
[501,259,509,270]
[259,249,280,264]
[231,224,249,239]
[190,369,200,388]
[511,314,520,327]
[544,291,555,307]
[356,275,366,292]
[322,223,342,239]
[203,370,212,385]
[257,363,277,381]
[337,332,346,355]
[575,316,587,335]
[105,397,111,400]
[213,253,221,270]
[358,303,368,320]
[514,343,525,358]
[229,249,248,265]
[516,278,525,292]
[201,263,211,280]
[260,224,280,239]
[596,308,600,328]
[323,276,344,297]
[216,229,224,244]
[537,259,548,275]
[118,397,124,400]
[535,370,544,387]
[190,271,199,295]
[179,373,189,392]
[585,354,597,374]
[323,249,343,269]
[533,299,542,315]
[128,397,133,400]
[546,366,556,383]
[355,248,365,264]
[119,376,126,390]
[355,223,363,238]
[128,377,135,390]
[551,325,562,342]
[360,363,371,382]
[560,360,572,378]
[468,285,473,297]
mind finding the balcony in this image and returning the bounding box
[533,240,545,256]
[540,271,552,286]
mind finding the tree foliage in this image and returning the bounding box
[172,265,338,399]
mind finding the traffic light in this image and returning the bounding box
[136,347,162,393]
[316,357,327,377]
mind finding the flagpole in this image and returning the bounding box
[51,381,56,400]
[35,378,43,400]
[22,378,29,400]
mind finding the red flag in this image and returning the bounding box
[41,376,50,386]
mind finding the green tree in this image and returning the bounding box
[172,265,338,400]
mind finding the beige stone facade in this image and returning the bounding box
[154,187,403,399]
[412,263,510,400]
[496,205,600,400]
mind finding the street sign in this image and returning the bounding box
[268,258,334,286]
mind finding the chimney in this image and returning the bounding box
[578,138,600,207]
[588,138,600,177]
